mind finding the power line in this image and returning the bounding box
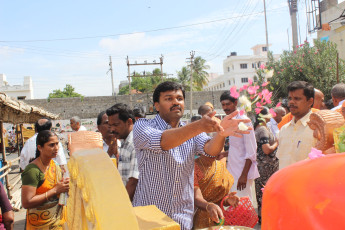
[0,9,286,43]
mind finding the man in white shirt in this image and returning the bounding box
[97,111,118,158]
[331,83,345,111]
[218,91,259,202]
[70,116,87,131]
[19,118,67,170]
[267,107,286,138]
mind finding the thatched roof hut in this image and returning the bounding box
[0,92,59,124]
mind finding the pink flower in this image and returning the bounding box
[239,110,245,116]
[260,63,265,70]
[247,86,257,95]
[239,87,243,92]
[255,108,262,114]
[278,71,281,74]
[248,79,253,85]
[290,65,293,67]
[261,82,269,87]
[289,61,291,63]
[308,148,324,160]
[256,102,262,107]
[250,96,254,100]
[230,86,239,98]
[276,102,282,107]
[242,84,248,90]
[281,69,284,71]
[269,108,276,117]
[302,54,305,57]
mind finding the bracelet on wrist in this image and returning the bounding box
[45,192,48,201]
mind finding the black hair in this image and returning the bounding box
[34,118,52,133]
[153,81,185,103]
[287,81,315,102]
[32,130,57,161]
[254,107,270,129]
[331,83,345,100]
[106,103,135,124]
[220,91,238,103]
[281,98,289,112]
[97,111,106,126]
[198,105,212,116]
[133,107,146,118]
[191,115,202,122]
[325,99,334,110]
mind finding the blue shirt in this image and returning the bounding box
[132,114,211,230]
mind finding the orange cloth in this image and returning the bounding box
[26,160,66,230]
[322,23,331,31]
[262,153,345,230]
[193,158,234,229]
[278,108,319,130]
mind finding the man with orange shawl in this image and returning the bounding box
[193,154,239,229]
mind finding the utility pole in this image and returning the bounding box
[288,0,299,51]
[126,55,165,108]
[263,0,269,58]
[186,51,195,117]
[108,56,115,96]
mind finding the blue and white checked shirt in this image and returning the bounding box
[132,114,211,230]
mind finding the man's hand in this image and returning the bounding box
[237,174,248,191]
[219,111,252,137]
[206,202,224,224]
[217,151,228,161]
[198,111,223,133]
[107,138,118,158]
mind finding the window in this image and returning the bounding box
[262,47,267,51]
[253,76,258,82]
[227,67,230,72]
[232,65,234,70]
[223,83,225,87]
[240,64,248,69]
[228,80,231,85]
[233,79,236,84]
[252,63,257,69]
[241,78,248,83]
[17,96,26,100]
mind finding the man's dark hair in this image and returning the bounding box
[35,118,52,133]
[133,107,146,119]
[106,103,135,124]
[331,83,345,100]
[191,115,202,122]
[97,111,106,126]
[153,81,185,103]
[287,81,314,101]
[220,91,238,103]
[198,105,212,116]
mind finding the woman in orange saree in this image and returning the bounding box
[21,130,69,230]
[193,155,239,229]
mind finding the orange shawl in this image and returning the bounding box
[194,158,234,229]
[26,160,66,230]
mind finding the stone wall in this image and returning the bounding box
[25,90,226,119]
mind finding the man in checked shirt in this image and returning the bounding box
[132,81,251,230]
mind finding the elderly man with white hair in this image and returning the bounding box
[70,116,87,132]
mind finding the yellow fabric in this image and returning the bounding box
[26,160,66,230]
[67,148,140,230]
[134,205,180,230]
[277,110,316,169]
[194,158,234,229]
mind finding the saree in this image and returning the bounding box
[26,160,67,230]
[193,158,234,229]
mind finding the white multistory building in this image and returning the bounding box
[204,44,280,91]
[0,74,34,100]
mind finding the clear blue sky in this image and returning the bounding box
[0,0,319,98]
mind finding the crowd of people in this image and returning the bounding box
[1,80,344,230]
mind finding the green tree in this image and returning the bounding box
[48,84,83,99]
[268,40,345,101]
[177,66,191,91]
[192,56,210,90]
[118,68,166,95]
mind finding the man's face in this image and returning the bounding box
[154,90,185,122]
[288,89,313,118]
[314,91,325,110]
[221,99,237,115]
[70,119,78,131]
[274,109,286,123]
[108,113,132,139]
[97,114,113,140]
